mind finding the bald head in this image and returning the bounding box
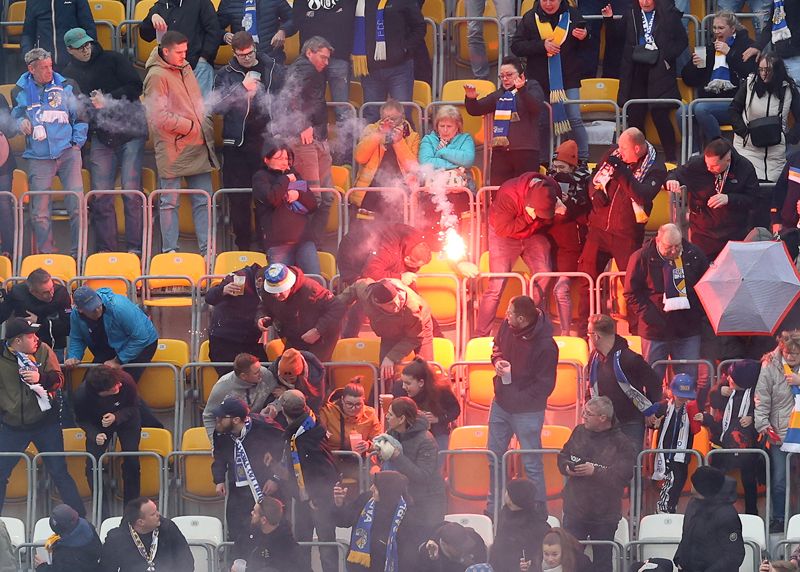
[656,223,683,260]
[617,128,647,164]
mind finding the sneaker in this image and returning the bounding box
[769,519,784,533]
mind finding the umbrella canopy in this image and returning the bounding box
[696,241,800,335]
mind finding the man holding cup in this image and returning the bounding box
[485,295,558,519]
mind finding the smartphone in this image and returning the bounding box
[575,22,587,29]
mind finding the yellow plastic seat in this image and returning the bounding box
[463,336,494,409]
[331,165,351,195]
[114,428,172,498]
[0,256,12,281]
[133,0,157,67]
[7,443,37,503]
[422,0,445,23]
[141,252,205,307]
[550,336,588,410]
[1,2,25,51]
[197,340,222,406]
[418,256,460,325]
[88,0,124,50]
[478,250,530,319]
[137,339,190,409]
[541,425,570,498]
[284,31,300,64]
[317,252,336,282]
[413,80,433,128]
[83,252,142,295]
[441,79,497,146]
[61,428,92,499]
[66,348,95,393]
[330,338,381,396]
[454,0,499,70]
[20,254,77,283]
[433,337,456,371]
[624,335,643,355]
[579,78,620,115]
[213,251,267,276]
[0,86,25,154]
[645,190,673,232]
[446,425,491,500]
[179,428,217,500]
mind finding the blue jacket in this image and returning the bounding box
[418,132,475,170]
[67,288,158,363]
[11,72,88,160]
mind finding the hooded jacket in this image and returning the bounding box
[211,413,285,486]
[143,47,219,179]
[257,267,344,362]
[681,30,755,100]
[139,0,221,68]
[623,237,709,341]
[202,367,277,438]
[205,262,265,345]
[266,350,326,415]
[464,80,544,152]
[21,0,96,69]
[7,282,72,350]
[338,223,430,285]
[558,423,636,525]
[319,389,382,451]
[252,167,319,248]
[100,517,193,572]
[216,0,295,61]
[489,172,559,240]
[280,410,338,503]
[36,518,102,572]
[491,309,558,414]
[0,340,63,428]
[755,348,797,441]
[74,370,140,443]
[66,288,159,364]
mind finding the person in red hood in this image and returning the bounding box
[474,172,559,337]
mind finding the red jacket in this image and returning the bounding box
[489,172,556,239]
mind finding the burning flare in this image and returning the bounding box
[442,227,466,261]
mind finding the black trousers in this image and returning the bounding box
[227,484,258,558]
[222,144,261,251]
[562,514,618,572]
[86,419,141,504]
[625,73,679,163]
[209,336,267,377]
[710,451,760,515]
[490,149,540,186]
[294,498,337,572]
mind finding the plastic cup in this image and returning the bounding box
[497,360,512,385]
[232,274,246,295]
[379,394,394,414]
[694,47,706,68]
[349,432,363,452]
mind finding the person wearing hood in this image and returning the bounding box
[475,172,559,337]
[558,396,636,572]
[240,496,309,571]
[202,353,277,439]
[252,142,321,275]
[673,466,745,571]
[377,396,446,537]
[34,504,101,571]
[489,478,551,572]
[11,48,87,259]
[334,470,416,571]
[21,0,96,70]
[256,263,344,362]
[61,27,148,256]
[142,30,220,256]
[485,295,557,518]
[585,314,662,451]
[264,348,326,424]
[419,520,488,572]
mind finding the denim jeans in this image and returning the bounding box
[0,175,14,257]
[361,60,415,123]
[692,100,732,152]
[769,444,788,521]
[27,146,82,257]
[475,227,552,336]
[193,59,215,97]
[642,334,702,385]
[618,418,646,453]
[553,276,573,336]
[158,172,212,255]
[565,87,589,161]
[267,242,321,275]
[717,0,770,34]
[326,57,351,121]
[486,402,545,514]
[0,420,85,516]
[466,0,515,79]
[88,135,145,254]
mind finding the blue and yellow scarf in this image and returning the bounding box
[772,0,792,45]
[535,10,571,136]
[353,0,388,77]
[782,361,800,452]
[290,412,317,501]
[347,496,407,571]
[705,36,735,94]
[492,90,517,147]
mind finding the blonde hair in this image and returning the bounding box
[778,330,800,355]
[713,10,740,30]
[434,105,464,133]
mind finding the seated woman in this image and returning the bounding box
[352,100,420,222]
[682,11,755,151]
[252,140,320,275]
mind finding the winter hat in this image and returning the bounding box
[263,263,296,294]
[278,389,307,418]
[73,286,102,313]
[524,175,559,220]
[373,470,409,505]
[369,280,399,304]
[691,466,725,498]
[728,359,761,390]
[373,433,403,461]
[278,348,305,376]
[670,373,697,399]
[506,478,538,511]
[49,504,79,535]
[553,139,578,168]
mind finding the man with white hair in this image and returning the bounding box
[623,223,709,386]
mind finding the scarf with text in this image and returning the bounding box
[492,89,518,147]
[290,412,318,501]
[535,10,571,135]
[242,0,259,43]
[653,401,690,480]
[662,255,690,312]
[8,344,50,412]
[782,360,800,452]
[232,417,264,503]
[589,350,658,415]
[705,35,736,93]
[347,496,407,571]
[721,387,751,442]
[772,0,792,45]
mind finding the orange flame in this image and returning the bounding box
[442,227,466,261]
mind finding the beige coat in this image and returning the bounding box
[143,47,219,179]
[755,348,796,440]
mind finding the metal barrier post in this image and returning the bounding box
[98,450,165,522]
[463,271,527,345]
[578,539,625,572]
[343,187,409,234]
[0,452,32,537]
[120,362,182,449]
[146,188,212,270]
[18,190,85,271]
[475,185,499,260]
[686,98,733,157]
[595,270,626,319]
[438,448,500,526]
[210,187,251,257]
[621,98,686,164]
[332,450,368,494]
[164,450,217,518]
[32,451,98,525]
[297,541,348,572]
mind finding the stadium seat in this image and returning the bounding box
[623,335,643,355]
[32,518,53,563]
[445,513,493,548]
[645,190,673,233]
[546,515,560,528]
[550,336,589,413]
[453,0,499,75]
[0,2,25,52]
[7,444,36,506]
[83,252,142,296]
[462,336,494,410]
[445,425,492,501]
[137,339,190,411]
[61,428,92,500]
[132,0,157,67]
[739,514,766,572]
[20,254,77,284]
[441,80,496,146]
[418,256,461,348]
[140,252,205,307]
[197,340,222,406]
[0,517,25,548]
[0,256,11,282]
[634,513,684,562]
[318,251,336,282]
[178,428,217,502]
[99,517,122,542]
[330,338,381,397]
[541,425,570,498]
[113,428,172,499]
[172,515,223,572]
[432,337,456,371]
[88,0,124,50]
[212,251,267,276]
[477,251,530,320]
[579,78,620,116]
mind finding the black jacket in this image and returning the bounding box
[252,167,318,247]
[100,518,194,572]
[62,43,148,147]
[491,310,558,414]
[756,1,800,59]
[702,379,757,450]
[465,80,545,151]
[558,423,636,525]
[0,94,17,179]
[291,0,355,59]
[667,149,759,259]
[510,4,586,93]
[279,412,338,504]
[37,519,101,572]
[281,56,328,140]
[623,238,709,340]
[21,0,97,69]
[673,492,745,572]
[205,262,265,345]
[681,31,755,100]
[211,414,285,486]
[361,0,425,71]
[73,370,140,443]
[241,520,310,572]
[588,145,667,241]
[489,505,550,572]
[616,0,687,103]
[216,0,295,61]
[7,282,71,350]
[587,335,662,424]
[139,0,221,68]
[390,379,461,439]
[212,56,277,148]
[547,169,591,270]
[257,267,344,362]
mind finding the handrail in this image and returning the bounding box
[32,451,98,525]
[621,98,686,164]
[97,450,165,525]
[18,190,85,271]
[438,448,500,525]
[146,188,212,271]
[343,187,409,234]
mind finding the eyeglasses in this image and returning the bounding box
[235,49,256,59]
[758,66,773,73]
[498,73,517,79]
[69,44,91,52]
[342,400,364,409]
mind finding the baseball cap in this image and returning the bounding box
[49,504,79,535]
[4,318,39,340]
[73,286,102,313]
[368,280,399,304]
[210,396,250,419]
[64,28,94,49]
[263,263,296,294]
[670,373,697,399]
[525,175,559,219]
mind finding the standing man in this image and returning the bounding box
[575,127,666,337]
[100,498,193,571]
[210,396,284,556]
[474,172,558,337]
[213,31,275,251]
[558,396,636,572]
[21,0,96,70]
[62,27,148,256]
[143,31,220,256]
[7,268,72,362]
[586,313,662,451]
[138,0,220,96]
[11,48,86,259]
[624,223,710,386]
[486,295,558,518]
[0,318,84,516]
[218,0,295,63]
[665,137,759,261]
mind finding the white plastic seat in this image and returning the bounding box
[636,513,684,563]
[615,517,630,546]
[32,518,54,564]
[445,513,493,548]
[336,527,352,543]
[739,514,766,572]
[99,517,122,542]
[0,517,25,548]
[546,515,560,528]
[172,515,224,572]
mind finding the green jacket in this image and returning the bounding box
[0,342,63,428]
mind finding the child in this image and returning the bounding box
[652,373,702,513]
[699,359,761,515]
[489,478,550,572]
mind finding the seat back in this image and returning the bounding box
[84,252,142,294]
[417,259,460,325]
[446,425,491,500]
[330,338,381,396]
[180,428,217,499]
[146,252,206,289]
[463,337,494,408]
[477,251,530,319]
[579,78,620,115]
[138,339,190,409]
[61,428,92,499]
[99,517,122,542]
[550,336,588,409]
[0,517,25,548]
[172,515,223,572]
[213,251,267,276]
[441,80,497,145]
[32,517,54,562]
[0,256,12,281]
[3,1,25,38]
[637,513,684,562]
[20,254,77,283]
[88,0,125,49]
[318,251,336,282]
[197,340,222,406]
[739,514,766,572]
[114,428,172,498]
[541,425,570,498]
[444,513,494,548]
[133,0,158,66]
[623,335,643,355]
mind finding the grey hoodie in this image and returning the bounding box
[202,366,277,439]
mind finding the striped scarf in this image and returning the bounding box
[705,36,736,94]
[347,496,407,571]
[535,11,571,136]
[492,90,518,147]
[589,349,658,415]
[290,412,318,501]
[781,361,800,452]
[662,255,690,312]
[772,0,792,45]
[242,0,259,43]
[653,402,690,482]
[9,345,50,412]
[352,0,388,77]
[231,417,263,503]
